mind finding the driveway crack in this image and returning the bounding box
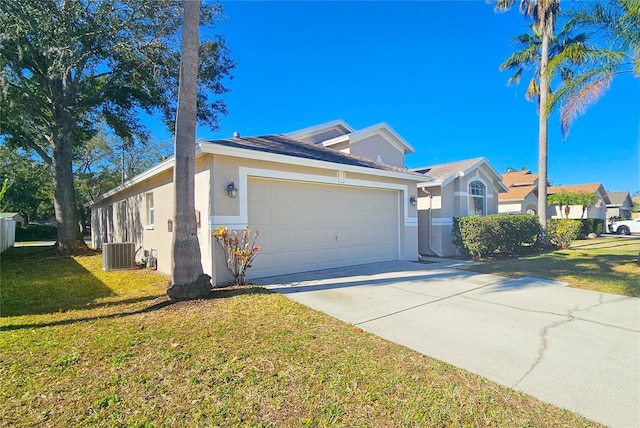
[512,315,574,389]
[513,294,616,389]
[354,280,503,326]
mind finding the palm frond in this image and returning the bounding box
[560,76,611,138]
[507,68,524,86]
[525,77,538,101]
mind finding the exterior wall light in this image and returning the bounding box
[227,181,238,198]
[410,195,417,206]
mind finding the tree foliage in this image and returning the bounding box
[494,0,560,244]
[549,0,639,134]
[0,0,233,252]
[548,191,602,219]
[0,145,54,221]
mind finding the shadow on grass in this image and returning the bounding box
[1,285,273,331]
[1,246,118,317]
[470,251,640,297]
[0,297,175,331]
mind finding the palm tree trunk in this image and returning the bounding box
[168,0,210,300]
[537,23,551,245]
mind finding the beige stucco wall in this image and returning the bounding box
[92,151,420,285]
[91,155,213,276]
[350,134,405,168]
[498,192,538,214]
[417,166,502,257]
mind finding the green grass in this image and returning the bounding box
[0,246,601,427]
[466,238,640,297]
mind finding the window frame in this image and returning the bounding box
[468,180,486,216]
[145,192,155,229]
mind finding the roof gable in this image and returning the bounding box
[606,191,633,207]
[348,123,415,155]
[285,120,354,143]
[412,157,507,190]
[501,170,539,187]
[498,185,536,201]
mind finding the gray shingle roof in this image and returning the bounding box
[412,157,485,182]
[206,134,426,178]
[606,191,631,206]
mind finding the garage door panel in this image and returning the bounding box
[271,229,298,247]
[248,178,399,278]
[251,204,272,225]
[249,181,272,202]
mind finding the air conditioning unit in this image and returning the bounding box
[102,242,136,270]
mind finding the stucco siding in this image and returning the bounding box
[92,151,420,285]
[350,134,405,168]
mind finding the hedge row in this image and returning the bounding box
[579,218,604,238]
[15,225,57,242]
[452,214,540,259]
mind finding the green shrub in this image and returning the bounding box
[452,214,540,259]
[15,225,57,242]
[579,218,604,238]
[547,219,581,249]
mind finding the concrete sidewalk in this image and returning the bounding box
[255,260,640,428]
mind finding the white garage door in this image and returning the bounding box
[248,178,400,278]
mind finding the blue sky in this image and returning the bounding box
[176,0,639,193]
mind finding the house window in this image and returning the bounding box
[469,181,485,216]
[146,193,154,227]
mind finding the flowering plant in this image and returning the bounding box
[212,226,260,285]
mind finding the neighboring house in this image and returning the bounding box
[606,191,633,222]
[498,170,539,215]
[546,183,609,229]
[412,157,508,257]
[90,121,427,285]
[0,212,25,227]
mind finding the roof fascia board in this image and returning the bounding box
[349,122,415,154]
[199,142,427,182]
[321,134,350,147]
[438,159,508,192]
[285,119,354,139]
[89,145,206,206]
[417,180,442,188]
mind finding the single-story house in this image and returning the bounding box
[412,157,508,257]
[498,169,539,215]
[547,183,609,227]
[606,191,633,221]
[0,212,25,227]
[90,120,428,285]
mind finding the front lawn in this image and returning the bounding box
[466,238,640,297]
[0,246,600,427]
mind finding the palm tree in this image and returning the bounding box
[501,24,588,105]
[167,0,211,300]
[495,0,561,245]
[548,191,576,219]
[549,0,639,134]
[574,191,601,219]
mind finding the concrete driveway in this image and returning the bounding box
[254,260,640,428]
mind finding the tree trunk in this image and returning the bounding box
[168,0,210,300]
[537,25,551,246]
[51,79,86,253]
